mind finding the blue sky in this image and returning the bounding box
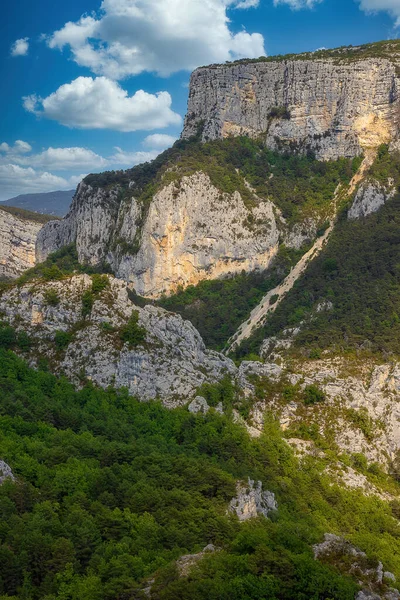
[0,0,398,200]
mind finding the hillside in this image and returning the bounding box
[2,189,74,217]
[3,41,400,600]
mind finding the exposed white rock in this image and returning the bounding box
[177,544,216,577]
[247,357,400,467]
[188,396,209,414]
[182,58,399,160]
[315,534,399,600]
[237,360,282,397]
[348,180,395,220]
[0,460,15,485]
[284,218,318,250]
[37,173,281,299]
[229,478,277,521]
[0,275,235,404]
[0,208,43,278]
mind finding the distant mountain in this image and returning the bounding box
[2,189,74,217]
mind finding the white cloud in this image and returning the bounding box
[357,0,400,25]
[22,147,108,170]
[142,134,177,150]
[10,38,29,57]
[110,148,160,165]
[0,142,107,171]
[14,140,32,154]
[234,0,260,7]
[0,164,84,200]
[0,140,32,154]
[273,0,322,8]
[0,132,181,200]
[23,76,182,132]
[46,0,265,79]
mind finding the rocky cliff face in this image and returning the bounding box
[37,173,281,298]
[182,57,400,159]
[348,179,395,219]
[36,48,400,299]
[0,274,234,403]
[0,207,44,278]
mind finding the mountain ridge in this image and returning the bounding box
[2,189,74,217]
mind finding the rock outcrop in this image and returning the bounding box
[0,275,235,404]
[0,208,44,278]
[314,534,399,600]
[229,478,277,521]
[182,56,400,160]
[348,180,395,219]
[37,173,280,298]
[0,460,15,485]
[242,356,400,468]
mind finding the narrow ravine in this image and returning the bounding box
[225,150,376,355]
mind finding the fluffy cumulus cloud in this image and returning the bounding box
[23,76,182,132]
[10,38,29,57]
[142,134,177,149]
[357,0,400,25]
[46,0,265,79]
[273,0,322,8]
[110,148,160,165]
[0,135,177,199]
[0,140,32,154]
[0,142,107,171]
[111,133,177,164]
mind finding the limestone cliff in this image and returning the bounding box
[182,55,400,160]
[0,207,44,278]
[0,274,234,403]
[36,43,400,298]
[37,173,281,298]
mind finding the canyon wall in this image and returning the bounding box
[182,57,400,159]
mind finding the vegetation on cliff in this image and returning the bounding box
[158,245,306,351]
[0,205,57,225]
[222,39,400,67]
[84,135,358,226]
[1,347,400,598]
[236,149,400,358]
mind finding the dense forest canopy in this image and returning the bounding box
[0,347,400,598]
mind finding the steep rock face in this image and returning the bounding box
[115,172,280,297]
[36,182,119,264]
[348,180,395,219]
[182,58,399,159]
[0,275,235,403]
[37,173,280,298]
[0,208,43,278]
[243,355,400,468]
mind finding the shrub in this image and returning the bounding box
[42,265,64,281]
[347,408,374,442]
[0,325,32,352]
[44,289,60,307]
[268,106,291,120]
[119,311,146,347]
[0,325,16,349]
[82,290,94,317]
[17,331,32,352]
[91,274,110,294]
[54,330,72,350]
[303,384,325,405]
